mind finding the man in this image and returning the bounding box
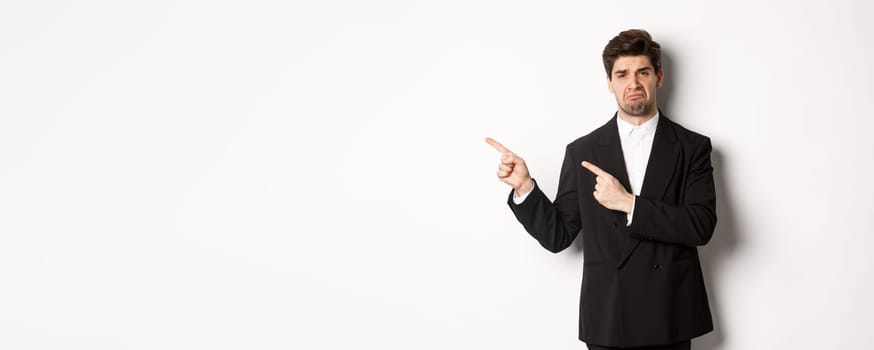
[486,29,716,350]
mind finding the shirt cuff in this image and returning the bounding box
[512,188,533,204]
[626,196,636,226]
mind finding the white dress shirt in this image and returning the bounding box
[513,112,659,226]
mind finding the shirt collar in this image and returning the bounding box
[617,111,660,137]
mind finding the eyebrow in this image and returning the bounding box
[613,67,653,76]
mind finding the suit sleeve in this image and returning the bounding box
[628,137,717,247]
[507,145,581,253]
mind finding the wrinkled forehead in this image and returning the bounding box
[611,55,655,74]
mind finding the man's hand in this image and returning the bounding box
[485,137,535,196]
[581,161,634,214]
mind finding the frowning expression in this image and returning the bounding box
[608,55,663,117]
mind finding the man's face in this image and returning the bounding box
[607,55,663,117]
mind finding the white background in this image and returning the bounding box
[2,1,873,349]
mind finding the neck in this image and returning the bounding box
[617,109,658,126]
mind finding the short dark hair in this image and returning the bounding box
[602,29,661,79]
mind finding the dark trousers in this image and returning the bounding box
[587,339,691,350]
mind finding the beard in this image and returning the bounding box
[620,96,656,117]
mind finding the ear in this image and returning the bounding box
[607,75,614,94]
[656,69,664,88]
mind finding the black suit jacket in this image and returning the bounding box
[508,113,716,347]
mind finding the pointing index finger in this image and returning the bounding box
[485,137,512,154]
[581,161,608,177]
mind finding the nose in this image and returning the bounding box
[626,77,643,95]
[630,75,642,88]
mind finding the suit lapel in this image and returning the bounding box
[594,114,632,192]
[615,114,680,268]
[639,116,680,201]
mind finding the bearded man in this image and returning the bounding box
[487,29,717,350]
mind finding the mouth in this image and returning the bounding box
[626,93,644,100]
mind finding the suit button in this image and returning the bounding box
[653,264,662,270]
[619,266,626,271]
[612,223,618,229]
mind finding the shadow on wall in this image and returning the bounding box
[658,47,677,113]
